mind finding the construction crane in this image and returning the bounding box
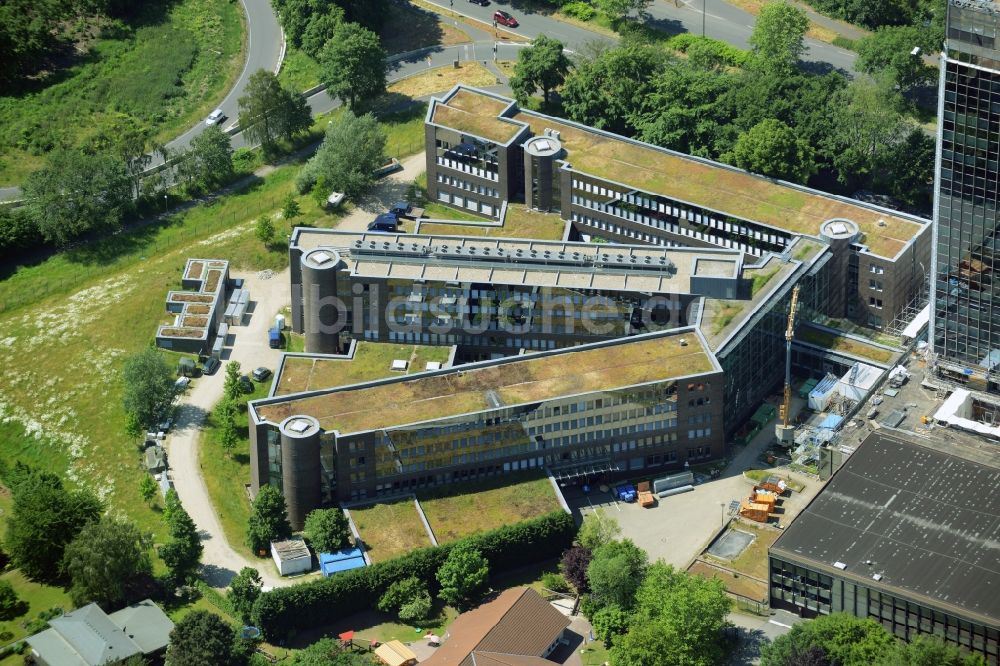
[775,285,800,446]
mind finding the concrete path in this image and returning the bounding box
[334,153,429,232]
[166,268,290,589]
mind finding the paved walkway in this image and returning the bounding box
[166,268,290,589]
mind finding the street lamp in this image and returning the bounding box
[720,502,726,528]
[163,193,168,213]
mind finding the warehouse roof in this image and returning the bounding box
[771,432,1000,627]
[252,329,716,434]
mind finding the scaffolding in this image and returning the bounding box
[885,279,930,337]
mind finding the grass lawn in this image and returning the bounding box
[797,326,895,364]
[580,642,611,666]
[419,475,561,544]
[278,45,325,93]
[200,381,273,558]
[0,571,73,648]
[388,63,496,99]
[0,0,245,185]
[276,343,451,395]
[349,500,432,563]
[418,205,567,241]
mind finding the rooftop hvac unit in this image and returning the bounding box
[679,338,688,346]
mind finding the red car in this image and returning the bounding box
[493,10,518,27]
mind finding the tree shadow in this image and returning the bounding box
[644,15,686,38]
[798,59,851,78]
[725,627,769,665]
[200,563,239,589]
[381,1,445,57]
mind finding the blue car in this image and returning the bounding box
[367,213,398,233]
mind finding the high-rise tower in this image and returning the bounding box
[932,0,1000,390]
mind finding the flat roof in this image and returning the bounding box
[293,229,743,297]
[771,431,1000,627]
[275,343,453,395]
[253,329,717,435]
[429,89,525,144]
[430,87,926,259]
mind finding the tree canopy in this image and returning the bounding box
[62,516,152,609]
[437,544,489,608]
[855,25,936,91]
[319,22,387,109]
[228,566,263,624]
[238,69,312,154]
[5,470,102,581]
[166,610,238,666]
[297,109,386,197]
[303,508,352,553]
[748,2,808,72]
[511,35,572,105]
[160,503,203,585]
[176,125,234,193]
[586,539,647,611]
[291,638,377,665]
[725,118,816,184]
[247,485,292,553]
[23,149,132,247]
[122,348,176,430]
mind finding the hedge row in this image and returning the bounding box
[667,34,751,68]
[252,510,576,640]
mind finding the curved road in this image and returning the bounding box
[0,0,283,201]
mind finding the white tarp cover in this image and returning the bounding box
[808,375,839,411]
[934,388,1000,439]
[901,304,930,341]
[837,362,883,402]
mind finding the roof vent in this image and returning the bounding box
[679,338,688,347]
[877,218,887,227]
[872,573,883,581]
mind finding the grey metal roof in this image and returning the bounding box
[107,599,174,654]
[29,603,141,665]
[771,432,1000,627]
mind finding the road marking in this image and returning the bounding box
[769,620,793,628]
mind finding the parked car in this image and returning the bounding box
[239,375,254,393]
[268,326,282,349]
[252,367,272,382]
[205,108,226,126]
[367,213,399,233]
[326,191,345,209]
[202,357,221,375]
[493,10,518,26]
[469,0,490,5]
[174,376,191,390]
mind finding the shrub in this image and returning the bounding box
[562,2,597,20]
[667,34,749,68]
[253,510,575,640]
[540,572,569,593]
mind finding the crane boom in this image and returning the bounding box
[776,285,800,444]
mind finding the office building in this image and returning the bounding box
[932,0,1000,391]
[769,431,1000,664]
[426,86,931,331]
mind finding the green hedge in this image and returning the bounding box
[252,510,575,640]
[667,34,750,68]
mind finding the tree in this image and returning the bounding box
[62,517,152,609]
[139,474,157,506]
[218,399,240,457]
[303,508,352,553]
[594,0,652,22]
[610,563,730,666]
[882,635,987,666]
[228,566,263,624]
[0,580,27,621]
[437,544,489,608]
[238,69,312,154]
[166,610,237,666]
[577,509,622,551]
[748,2,808,72]
[760,614,897,666]
[224,361,243,403]
[122,349,176,430]
[591,604,629,647]
[282,194,302,223]
[562,44,668,135]
[726,119,816,184]
[177,125,234,191]
[560,545,592,593]
[881,127,934,209]
[5,476,102,581]
[255,215,276,246]
[319,22,387,109]
[160,504,203,585]
[586,539,647,611]
[163,488,182,524]
[247,485,292,554]
[511,35,572,106]
[298,110,386,198]
[23,149,132,246]
[378,576,432,622]
[855,25,936,92]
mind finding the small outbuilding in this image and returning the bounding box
[270,537,312,576]
[374,640,417,666]
[144,446,167,474]
[319,547,367,577]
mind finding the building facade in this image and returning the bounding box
[248,329,725,527]
[932,0,1000,391]
[426,86,931,332]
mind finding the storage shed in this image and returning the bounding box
[270,537,312,576]
[374,640,417,666]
